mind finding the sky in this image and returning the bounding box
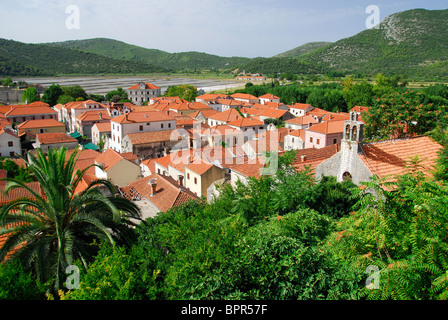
[0,0,447,58]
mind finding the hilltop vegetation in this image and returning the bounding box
[0,38,168,76]
[274,41,332,58]
[301,9,448,77]
[46,38,251,71]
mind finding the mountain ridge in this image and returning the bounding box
[45,38,251,71]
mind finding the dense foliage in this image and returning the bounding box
[0,148,141,296]
[46,38,251,72]
[0,38,168,77]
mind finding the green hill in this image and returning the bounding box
[301,8,448,77]
[274,42,332,58]
[46,38,251,71]
[238,56,325,75]
[0,38,168,76]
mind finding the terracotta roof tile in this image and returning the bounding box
[17,119,64,129]
[293,144,341,173]
[5,106,57,116]
[231,93,258,100]
[36,132,77,144]
[119,173,198,212]
[111,111,175,124]
[127,129,184,145]
[128,82,160,90]
[208,108,243,123]
[92,122,112,133]
[227,117,264,128]
[290,103,313,110]
[286,115,319,126]
[306,120,346,135]
[259,94,280,100]
[94,148,125,171]
[359,136,443,180]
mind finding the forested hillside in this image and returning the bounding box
[46,38,251,71]
[0,38,168,76]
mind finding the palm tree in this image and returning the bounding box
[0,147,141,294]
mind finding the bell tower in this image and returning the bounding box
[337,111,364,182]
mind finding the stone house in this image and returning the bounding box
[127,82,161,106]
[94,148,141,187]
[0,129,21,157]
[121,128,190,160]
[34,132,78,152]
[304,120,346,149]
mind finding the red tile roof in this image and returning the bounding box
[286,115,319,126]
[36,132,77,145]
[231,93,258,100]
[92,122,112,133]
[359,136,442,180]
[306,120,346,135]
[293,144,341,173]
[208,108,243,123]
[111,111,175,124]
[128,82,160,90]
[17,119,65,129]
[259,94,280,100]
[94,148,125,172]
[185,160,214,175]
[76,110,111,122]
[227,117,264,128]
[351,106,370,113]
[5,106,57,116]
[290,103,313,110]
[127,129,184,145]
[118,173,199,212]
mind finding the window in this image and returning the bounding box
[187,173,190,180]
[161,124,164,129]
[194,177,197,184]
[316,138,320,145]
[40,129,44,133]
[8,141,13,147]
[292,138,295,143]
[139,125,143,131]
[333,138,337,144]
[168,123,171,128]
[342,172,352,181]
[309,137,313,143]
[9,151,14,157]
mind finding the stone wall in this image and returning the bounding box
[0,87,24,104]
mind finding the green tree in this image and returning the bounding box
[0,147,141,295]
[41,84,63,106]
[165,84,198,102]
[62,85,87,101]
[343,81,374,109]
[57,94,75,105]
[21,87,40,104]
[105,87,129,102]
[0,260,46,300]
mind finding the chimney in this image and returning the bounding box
[178,175,184,186]
[301,155,307,163]
[150,181,157,196]
[125,113,128,121]
[187,155,191,165]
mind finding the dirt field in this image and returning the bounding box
[12,76,245,95]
